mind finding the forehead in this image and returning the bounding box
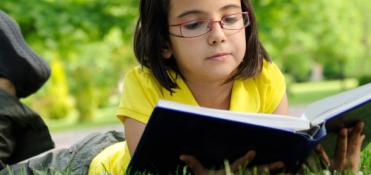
[169,0,242,18]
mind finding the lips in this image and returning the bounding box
[206,53,232,61]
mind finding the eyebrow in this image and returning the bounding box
[176,4,241,19]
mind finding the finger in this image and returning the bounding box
[351,121,364,138]
[315,144,330,166]
[333,128,348,171]
[180,154,206,175]
[349,122,364,143]
[348,122,364,154]
[349,134,365,172]
[231,150,256,171]
[347,122,365,172]
[257,161,285,173]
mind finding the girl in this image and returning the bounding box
[88,0,365,174]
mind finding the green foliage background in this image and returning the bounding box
[1,0,370,121]
[2,0,139,121]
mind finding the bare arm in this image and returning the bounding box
[272,93,288,115]
[123,117,146,156]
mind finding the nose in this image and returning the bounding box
[207,21,227,45]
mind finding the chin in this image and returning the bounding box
[205,70,235,82]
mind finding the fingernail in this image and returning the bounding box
[340,128,347,137]
[359,121,364,128]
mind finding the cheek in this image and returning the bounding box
[231,32,247,61]
[239,41,246,59]
[171,38,203,58]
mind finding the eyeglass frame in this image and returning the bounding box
[169,11,250,38]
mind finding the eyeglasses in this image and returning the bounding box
[169,12,250,38]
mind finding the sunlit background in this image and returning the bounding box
[1,0,370,131]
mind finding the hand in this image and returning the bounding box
[315,121,365,173]
[180,150,285,175]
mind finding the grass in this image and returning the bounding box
[361,145,371,175]
[45,106,119,132]
[287,79,358,105]
[6,155,368,175]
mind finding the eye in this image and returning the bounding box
[222,15,240,24]
[182,20,207,30]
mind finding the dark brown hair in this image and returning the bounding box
[134,0,271,93]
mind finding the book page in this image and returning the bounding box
[157,100,310,131]
[302,83,371,125]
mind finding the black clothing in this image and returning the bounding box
[0,89,54,169]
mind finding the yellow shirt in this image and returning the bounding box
[88,60,286,175]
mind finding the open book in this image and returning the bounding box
[127,83,371,174]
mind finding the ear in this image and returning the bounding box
[162,44,173,59]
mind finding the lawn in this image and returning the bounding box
[45,106,119,132]
[288,79,358,105]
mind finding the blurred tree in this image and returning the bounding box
[1,0,138,121]
[354,0,371,78]
[1,0,369,120]
[252,0,370,83]
[24,56,74,120]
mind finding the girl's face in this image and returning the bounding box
[167,0,246,84]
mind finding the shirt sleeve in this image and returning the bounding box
[256,61,286,113]
[116,67,162,124]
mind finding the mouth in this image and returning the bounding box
[206,53,232,61]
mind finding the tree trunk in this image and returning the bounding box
[310,63,323,81]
